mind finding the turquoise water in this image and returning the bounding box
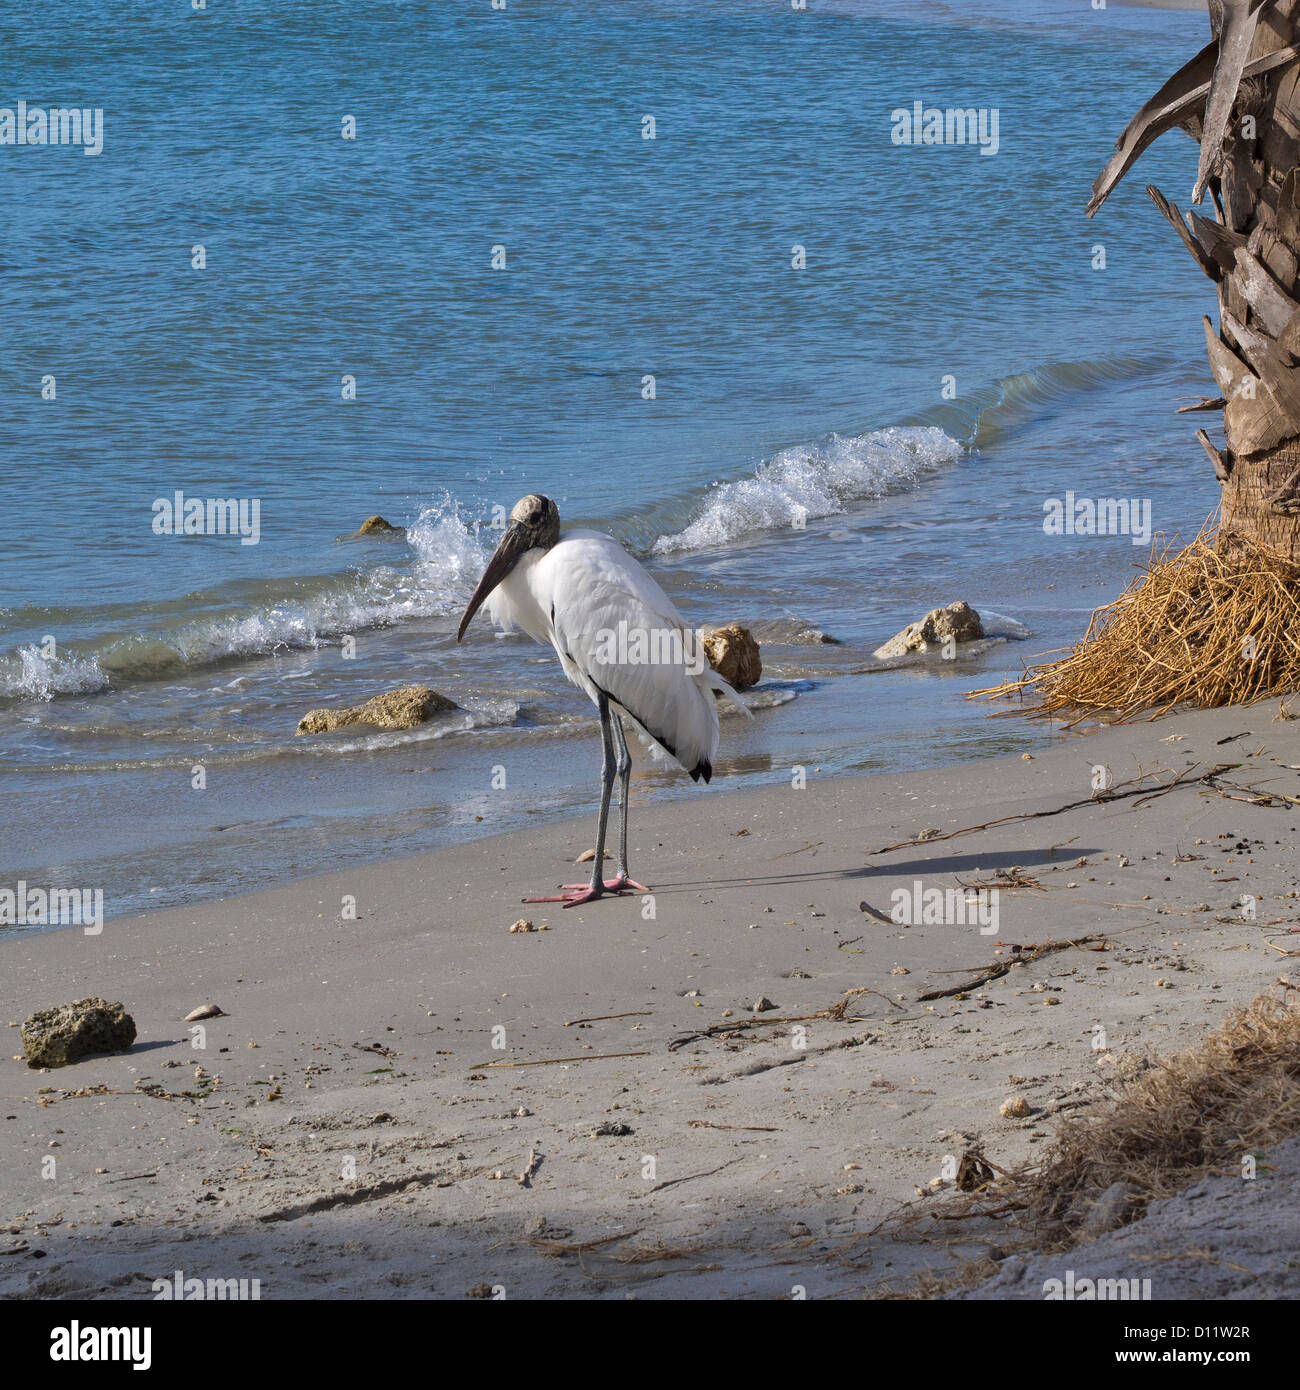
[1,0,1224,922]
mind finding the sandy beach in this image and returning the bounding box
[11,0,1300,1328]
[3,700,1298,1299]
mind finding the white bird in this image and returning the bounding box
[457,494,748,906]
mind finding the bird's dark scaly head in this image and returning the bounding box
[508,493,560,549]
[457,494,561,642]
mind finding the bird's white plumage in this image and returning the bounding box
[486,528,745,774]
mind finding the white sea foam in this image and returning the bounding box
[2,447,971,702]
[0,499,488,701]
[0,644,111,700]
[406,497,489,590]
[652,426,962,554]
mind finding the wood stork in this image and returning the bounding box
[457,494,748,906]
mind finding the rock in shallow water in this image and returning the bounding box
[336,514,405,541]
[22,998,136,1068]
[296,684,458,735]
[700,623,762,689]
[873,600,984,659]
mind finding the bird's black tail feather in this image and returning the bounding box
[690,760,713,784]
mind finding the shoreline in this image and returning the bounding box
[5,669,1085,937]
[3,349,1224,926]
[3,701,1298,1297]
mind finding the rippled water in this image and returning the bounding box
[1,0,1223,922]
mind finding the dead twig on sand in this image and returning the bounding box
[954,868,1045,892]
[773,841,822,858]
[522,1227,716,1280]
[564,1011,652,1027]
[468,1050,649,1071]
[931,1201,1028,1221]
[916,935,1109,1002]
[524,1228,643,1257]
[1202,775,1300,808]
[517,1148,541,1188]
[687,1119,779,1133]
[869,763,1238,857]
[667,988,901,1052]
[640,1157,744,1195]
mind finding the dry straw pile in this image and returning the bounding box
[1025,991,1300,1242]
[875,991,1300,1297]
[974,524,1300,721]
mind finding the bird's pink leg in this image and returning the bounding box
[607,718,647,895]
[520,699,650,906]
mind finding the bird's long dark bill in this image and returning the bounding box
[457,523,527,642]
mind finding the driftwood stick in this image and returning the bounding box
[640,1158,743,1195]
[916,934,1110,1002]
[929,1201,1028,1221]
[687,1120,780,1133]
[564,1011,652,1027]
[868,763,1239,856]
[667,989,900,1052]
[523,1228,643,1255]
[469,1050,649,1071]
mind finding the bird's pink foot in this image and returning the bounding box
[522,877,648,906]
[522,884,606,907]
[607,875,648,893]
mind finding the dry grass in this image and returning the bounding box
[1022,990,1300,1243]
[866,1254,1002,1301]
[972,523,1300,722]
[872,990,1300,1295]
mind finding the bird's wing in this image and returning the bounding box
[538,532,722,775]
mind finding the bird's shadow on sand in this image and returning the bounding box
[651,846,1105,894]
[850,847,1106,878]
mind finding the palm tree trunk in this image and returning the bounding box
[1092,0,1300,565]
[1221,441,1300,559]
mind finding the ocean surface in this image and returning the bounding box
[2,0,1223,925]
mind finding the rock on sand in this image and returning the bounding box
[21,998,136,1068]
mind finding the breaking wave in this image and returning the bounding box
[651,426,962,555]
[2,358,1141,703]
